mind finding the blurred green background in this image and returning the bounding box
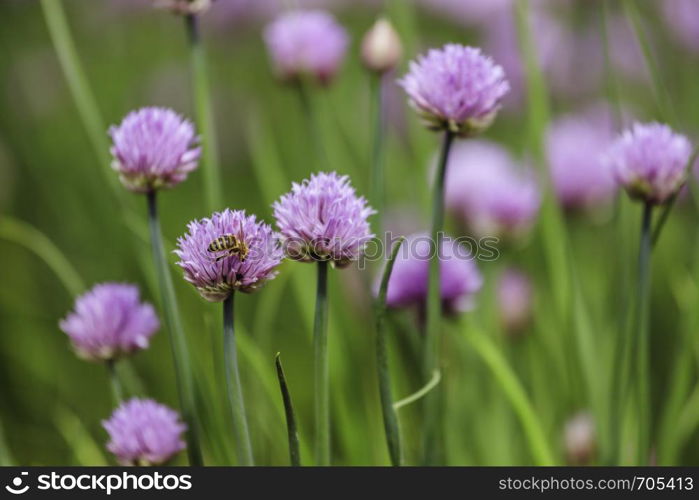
[1,0,699,466]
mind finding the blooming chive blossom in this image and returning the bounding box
[383,232,483,314]
[444,140,540,238]
[109,107,200,193]
[606,123,692,205]
[273,172,375,267]
[546,107,617,209]
[59,283,159,362]
[103,398,186,465]
[175,209,284,301]
[398,44,509,136]
[263,10,349,86]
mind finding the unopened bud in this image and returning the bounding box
[154,0,212,16]
[361,18,402,74]
[564,412,596,465]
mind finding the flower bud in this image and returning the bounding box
[361,18,402,74]
[154,0,212,16]
[564,412,596,465]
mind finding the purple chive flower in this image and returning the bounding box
[59,283,159,362]
[606,123,692,205]
[445,140,540,238]
[273,172,375,267]
[109,107,200,193]
[175,209,284,302]
[662,0,699,52]
[383,232,483,314]
[398,44,509,136]
[103,398,186,466]
[263,10,349,86]
[497,268,533,335]
[546,107,618,210]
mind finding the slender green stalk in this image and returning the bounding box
[635,202,653,464]
[39,0,120,198]
[621,0,676,125]
[370,74,386,231]
[106,360,124,406]
[223,292,254,465]
[146,190,202,466]
[422,130,454,465]
[313,260,330,465]
[600,0,624,129]
[296,82,326,166]
[393,370,441,411]
[375,237,405,466]
[0,419,13,466]
[0,216,85,297]
[185,14,223,212]
[464,325,555,466]
[275,353,301,466]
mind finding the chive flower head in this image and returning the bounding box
[399,44,509,136]
[606,122,691,205]
[273,172,375,268]
[59,283,159,362]
[103,398,186,466]
[175,209,284,301]
[109,107,200,193]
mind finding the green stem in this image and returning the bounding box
[185,14,222,212]
[464,326,555,466]
[223,292,254,466]
[146,190,202,466]
[422,130,454,465]
[39,0,120,198]
[296,82,326,166]
[275,353,301,466]
[621,0,676,125]
[313,260,330,465]
[393,370,441,412]
[635,201,653,464]
[370,74,386,232]
[375,237,405,466]
[0,216,85,297]
[106,360,124,406]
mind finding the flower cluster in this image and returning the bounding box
[445,140,540,238]
[103,398,186,465]
[175,209,284,301]
[109,107,200,193]
[264,10,349,86]
[497,268,533,334]
[273,172,375,267]
[606,122,691,205]
[383,232,483,314]
[59,283,159,362]
[399,44,509,136]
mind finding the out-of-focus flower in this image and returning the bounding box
[564,412,596,465]
[398,44,509,136]
[606,123,691,205]
[661,0,699,52]
[417,0,512,26]
[103,398,186,466]
[154,0,212,15]
[273,172,375,267]
[59,283,159,362]
[497,268,533,334]
[361,18,402,74]
[546,106,617,210]
[109,107,200,193]
[263,10,349,86]
[383,232,483,314]
[444,140,540,238]
[175,209,283,301]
